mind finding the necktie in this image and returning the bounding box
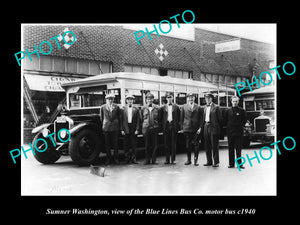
[149,104,152,108]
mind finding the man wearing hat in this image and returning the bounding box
[160,92,180,165]
[121,95,140,164]
[224,96,246,169]
[100,93,122,165]
[202,92,223,167]
[140,92,161,165]
[180,93,203,166]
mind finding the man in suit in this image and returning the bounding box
[202,92,222,167]
[140,92,160,165]
[224,96,246,169]
[121,95,140,164]
[160,93,180,165]
[180,93,202,166]
[100,93,122,165]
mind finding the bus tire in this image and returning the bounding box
[32,132,61,164]
[69,129,101,166]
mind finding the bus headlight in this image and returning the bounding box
[59,129,67,139]
[42,128,50,137]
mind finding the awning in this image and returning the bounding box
[24,74,82,92]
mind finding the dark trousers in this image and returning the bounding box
[144,127,158,163]
[184,132,199,162]
[164,122,177,163]
[103,131,119,161]
[124,123,137,162]
[228,135,243,166]
[204,123,219,165]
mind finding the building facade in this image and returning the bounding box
[22,24,275,140]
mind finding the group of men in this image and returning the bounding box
[100,91,246,169]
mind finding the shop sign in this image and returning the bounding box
[24,74,81,92]
[215,39,241,53]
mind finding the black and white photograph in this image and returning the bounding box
[4,3,299,220]
[19,23,277,196]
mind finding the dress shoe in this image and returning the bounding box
[203,163,212,166]
[194,159,199,166]
[240,165,245,169]
[164,161,170,165]
[228,165,234,168]
[184,161,191,165]
[212,163,219,167]
[171,161,176,165]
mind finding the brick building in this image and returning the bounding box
[22,24,275,133]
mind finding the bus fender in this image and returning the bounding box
[69,122,101,137]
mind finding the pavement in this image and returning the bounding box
[21,143,276,196]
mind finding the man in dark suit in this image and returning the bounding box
[160,93,180,165]
[140,92,160,165]
[180,93,203,166]
[100,93,122,165]
[202,92,222,167]
[224,96,246,169]
[121,95,140,164]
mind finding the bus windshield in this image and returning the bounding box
[69,87,121,109]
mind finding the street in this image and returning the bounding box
[21,145,276,196]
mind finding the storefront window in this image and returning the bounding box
[24,91,65,127]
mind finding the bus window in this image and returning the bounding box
[194,93,199,104]
[176,92,186,105]
[160,91,167,105]
[211,90,218,105]
[256,99,274,110]
[125,89,143,106]
[245,101,255,111]
[69,92,105,109]
[152,91,159,105]
[200,97,206,106]
[219,91,226,107]
[107,89,121,104]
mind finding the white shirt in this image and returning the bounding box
[127,106,133,123]
[189,103,194,111]
[205,105,211,122]
[167,104,173,122]
[148,104,153,112]
[106,103,113,112]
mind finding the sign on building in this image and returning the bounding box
[215,38,241,53]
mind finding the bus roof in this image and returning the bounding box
[61,72,235,91]
[242,86,275,96]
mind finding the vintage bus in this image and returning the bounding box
[32,72,236,165]
[242,85,275,147]
[64,72,236,108]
